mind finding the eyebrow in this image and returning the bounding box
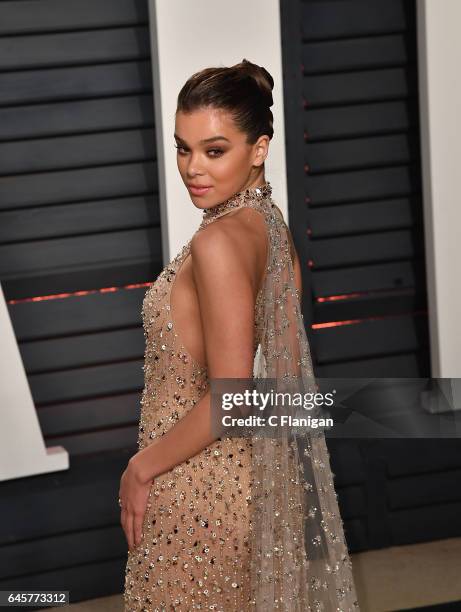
[174,134,231,145]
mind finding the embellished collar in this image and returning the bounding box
[199,181,272,229]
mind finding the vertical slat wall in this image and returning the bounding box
[281,0,461,556]
[0,0,161,300]
[0,0,158,603]
[284,0,430,378]
[0,0,159,454]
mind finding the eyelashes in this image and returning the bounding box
[174,144,224,158]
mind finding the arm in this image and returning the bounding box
[131,223,257,484]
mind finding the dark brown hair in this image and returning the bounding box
[176,58,274,144]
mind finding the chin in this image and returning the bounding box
[190,198,208,211]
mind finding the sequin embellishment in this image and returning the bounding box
[123,182,360,611]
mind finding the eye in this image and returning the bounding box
[174,144,224,157]
[207,148,224,157]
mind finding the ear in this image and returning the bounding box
[252,135,270,167]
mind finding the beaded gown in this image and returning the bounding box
[123,182,360,611]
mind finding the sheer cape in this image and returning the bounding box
[200,182,360,611]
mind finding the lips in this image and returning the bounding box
[188,184,212,196]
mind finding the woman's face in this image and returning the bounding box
[174,106,268,209]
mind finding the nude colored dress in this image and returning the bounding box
[123,183,360,611]
[123,192,263,612]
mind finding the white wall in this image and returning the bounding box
[417,0,461,377]
[148,0,288,262]
[0,284,68,481]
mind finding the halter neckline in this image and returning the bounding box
[199,181,272,229]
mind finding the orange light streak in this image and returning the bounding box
[7,282,153,305]
[312,309,427,330]
[316,292,363,303]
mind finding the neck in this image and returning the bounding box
[199,180,272,229]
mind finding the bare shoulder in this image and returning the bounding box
[190,220,239,275]
[191,207,268,293]
[192,207,267,252]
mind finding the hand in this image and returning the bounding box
[119,454,153,552]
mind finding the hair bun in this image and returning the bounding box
[177,60,275,142]
[238,58,274,108]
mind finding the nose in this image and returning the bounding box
[185,151,205,177]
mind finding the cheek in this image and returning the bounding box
[211,152,247,180]
[176,150,250,187]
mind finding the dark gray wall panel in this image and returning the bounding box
[305,166,416,206]
[20,328,144,373]
[300,0,412,40]
[38,393,140,436]
[0,61,152,106]
[9,288,146,339]
[312,315,423,363]
[310,230,419,268]
[0,0,148,35]
[281,0,440,558]
[310,198,415,238]
[306,134,416,173]
[0,26,150,70]
[304,101,417,140]
[0,128,156,174]
[0,558,126,609]
[390,502,461,545]
[302,68,416,107]
[302,34,414,72]
[1,228,161,277]
[1,2,158,603]
[281,0,429,377]
[1,196,160,243]
[0,448,133,602]
[313,261,419,295]
[50,426,139,456]
[29,360,143,404]
[0,448,194,546]
[0,161,157,209]
[0,96,154,141]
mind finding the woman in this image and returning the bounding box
[121,59,360,611]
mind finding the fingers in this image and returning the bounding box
[120,508,129,549]
[126,511,135,551]
[133,512,144,548]
[121,508,145,552]
[120,507,134,551]
[119,467,149,553]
